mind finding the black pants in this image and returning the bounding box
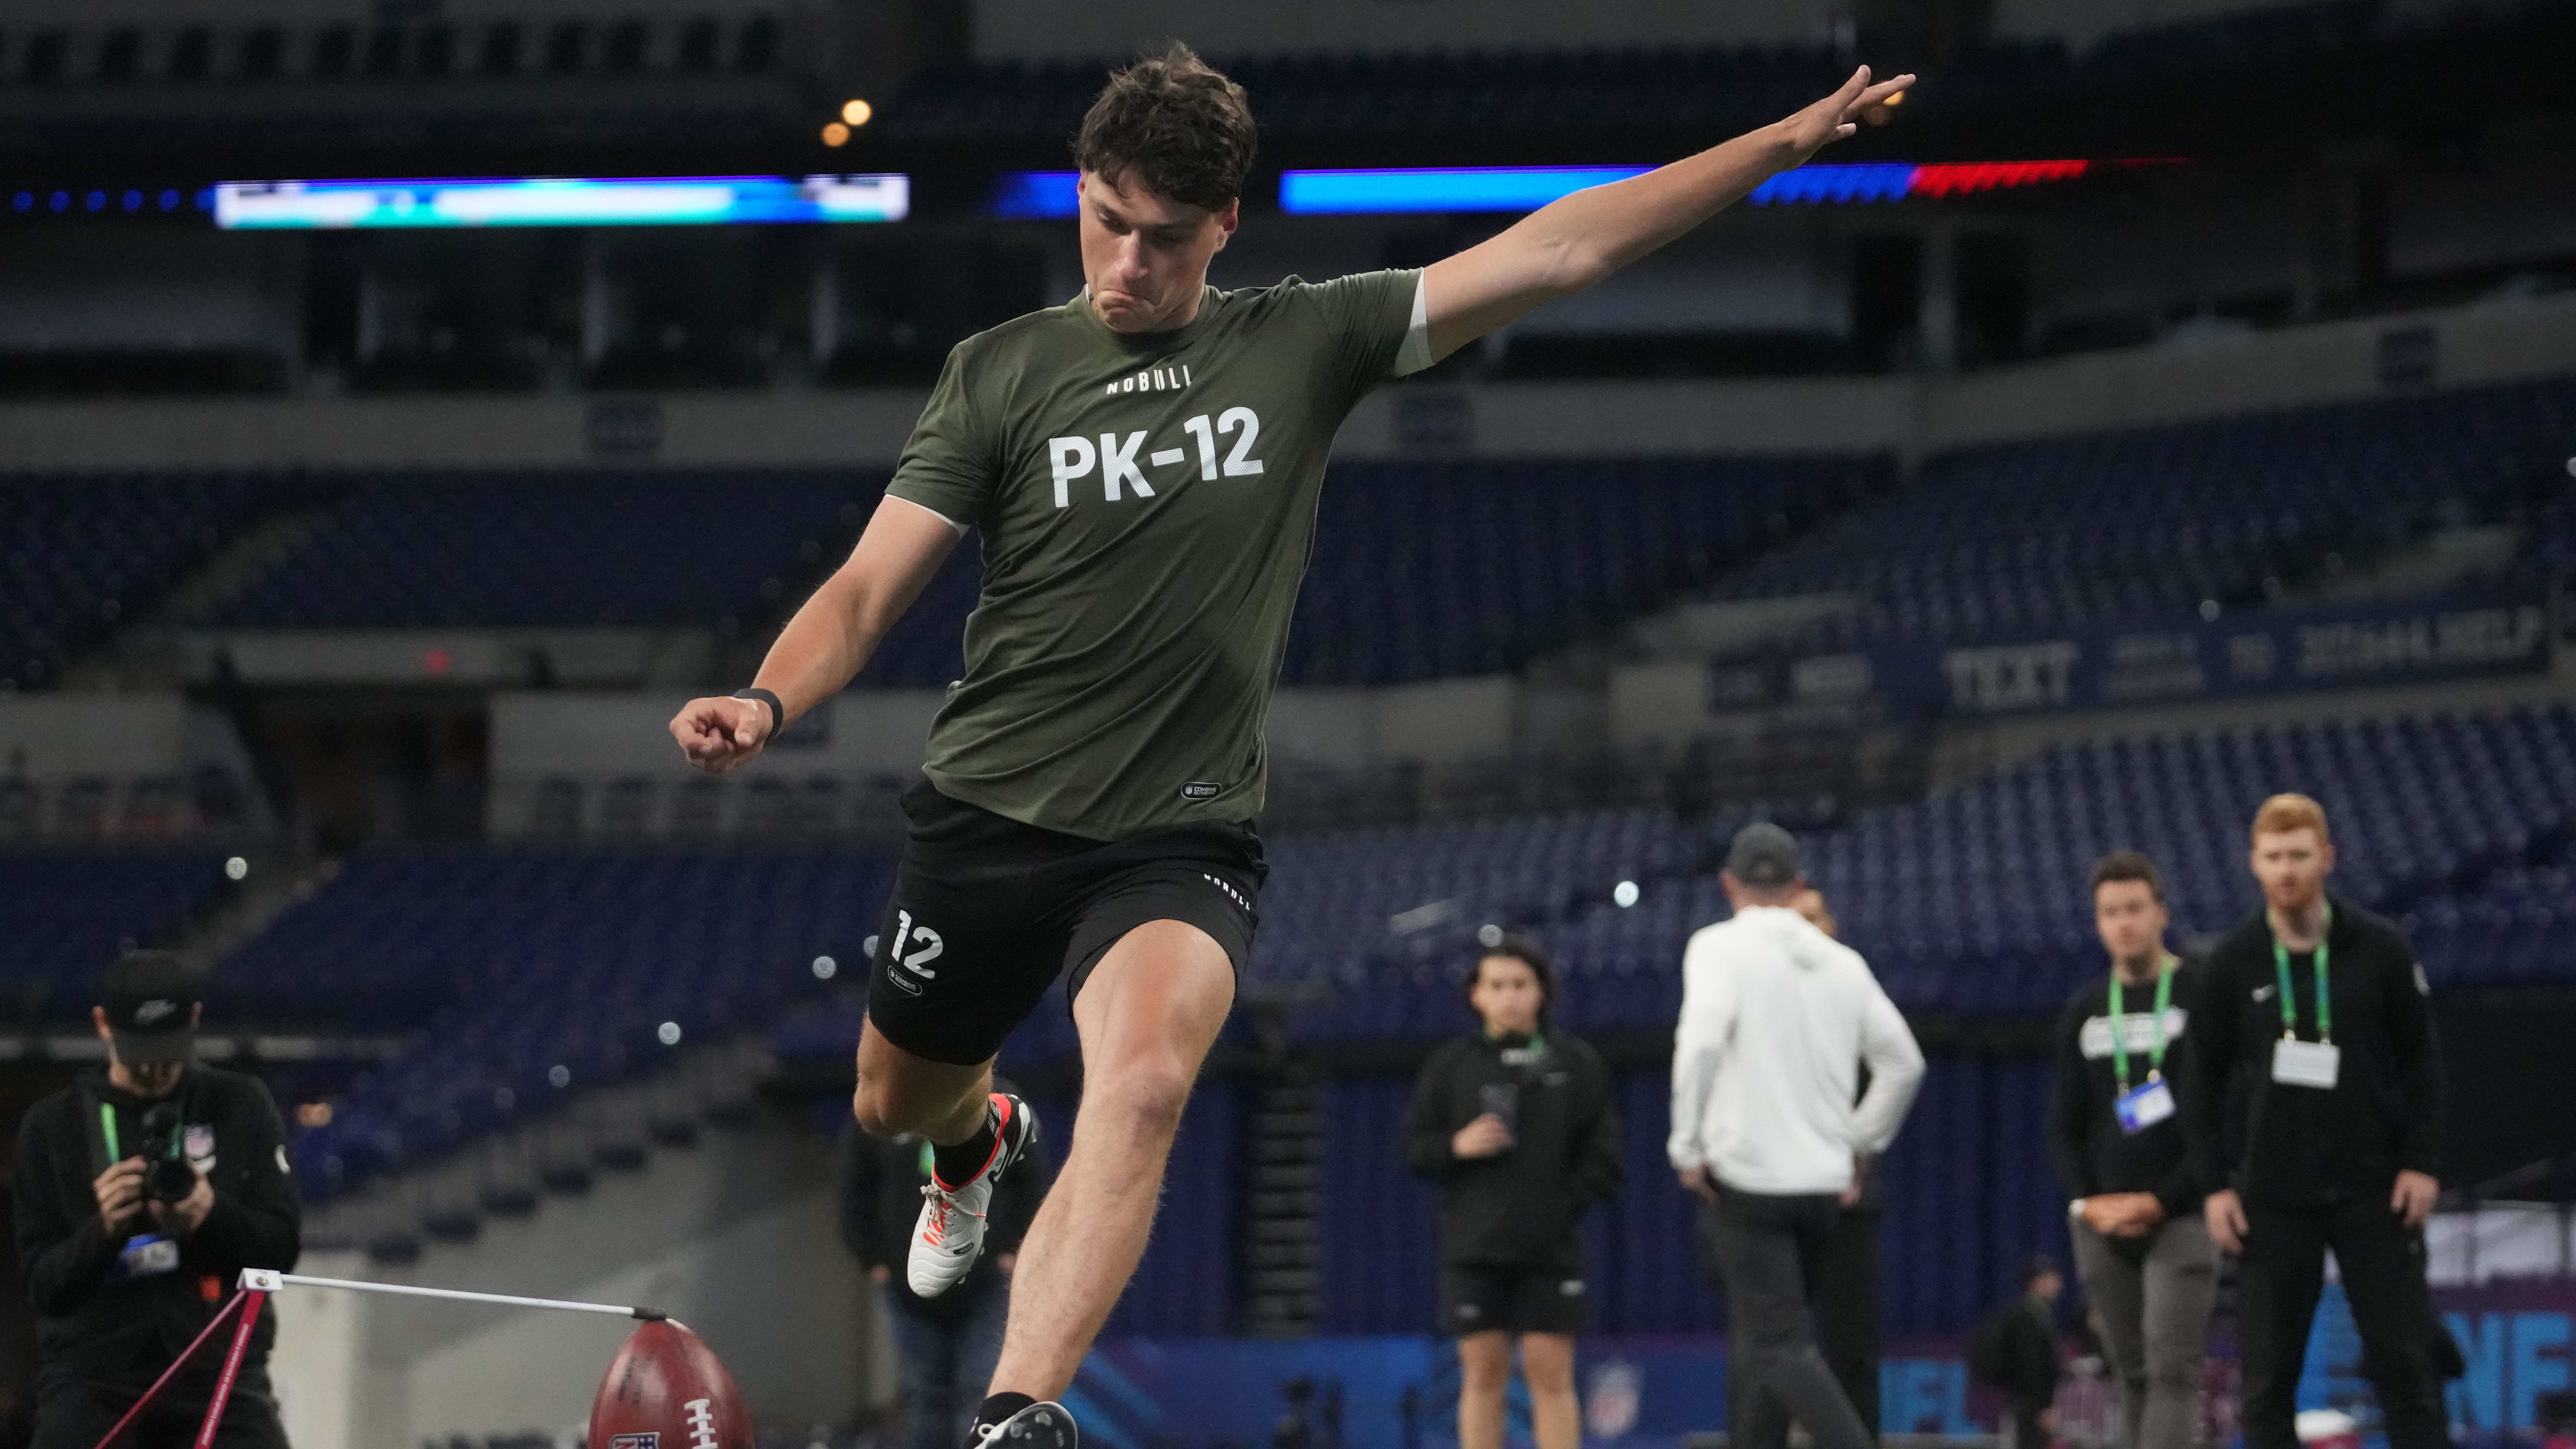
[2238,1195,2449,1449]
[1703,1189,1874,1449]
[30,1366,290,1449]
[1739,1202,1880,1449]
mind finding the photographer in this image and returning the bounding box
[12,952,300,1449]
[1405,937,1623,1449]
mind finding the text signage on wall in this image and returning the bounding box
[1791,595,2553,718]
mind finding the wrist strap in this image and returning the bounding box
[731,688,784,739]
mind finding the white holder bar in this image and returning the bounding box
[239,1268,666,1320]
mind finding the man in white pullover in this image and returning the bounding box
[1671,823,1925,1449]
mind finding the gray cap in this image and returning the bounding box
[1725,822,1803,888]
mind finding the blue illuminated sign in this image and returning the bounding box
[991,171,1082,220]
[213,175,910,229]
[1280,166,1652,215]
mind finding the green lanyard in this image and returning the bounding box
[99,1103,122,1161]
[2271,908,2331,1044]
[2108,956,2176,1092]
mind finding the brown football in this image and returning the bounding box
[588,1319,754,1449]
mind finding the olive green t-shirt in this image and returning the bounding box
[885,269,1427,840]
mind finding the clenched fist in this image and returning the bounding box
[670,695,775,775]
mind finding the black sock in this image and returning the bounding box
[932,1098,1000,1190]
[970,1392,1036,1441]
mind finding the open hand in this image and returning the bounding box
[669,695,774,775]
[1778,66,1917,166]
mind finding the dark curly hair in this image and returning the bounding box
[1073,41,1257,212]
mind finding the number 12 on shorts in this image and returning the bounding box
[889,910,945,980]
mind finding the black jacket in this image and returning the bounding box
[836,1125,1049,1322]
[11,1067,300,1388]
[2048,959,2205,1219]
[1404,1030,1624,1269]
[2184,897,2443,1207]
[1972,1297,2062,1411]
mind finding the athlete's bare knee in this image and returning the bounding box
[1087,1056,1196,1141]
[1457,1333,1513,1394]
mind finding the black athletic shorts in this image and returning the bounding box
[1440,1263,1589,1337]
[866,780,1266,1065]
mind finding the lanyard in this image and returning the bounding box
[2270,908,2331,1044]
[2108,956,2176,1092]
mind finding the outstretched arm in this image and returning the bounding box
[1421,65,1913,363]
[669,496,961,773]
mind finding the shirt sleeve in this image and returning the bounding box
[13,1102,123,1317]
[2183,947,2245,1194]
[884,342,1002,531]
[1849,959,1925,1156]
[190,1078,300,1272]
[1403,1047,1461,1179]
[2048,993,2098,1201]
[1299,269,1428,405]
[2381,926,2444,1175]
[1667,932,1732,1172]
[1570,1045,1626,1207]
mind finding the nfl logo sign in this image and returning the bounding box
[611,1435,660,1449]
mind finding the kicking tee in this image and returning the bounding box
[886,270,1429,840]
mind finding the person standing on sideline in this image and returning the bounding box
[1740,885,1884,1449]
[2048,852,2215,1449]
[839,1098,1052,1449]
[2185,794,2447,1449]
[1671,825,1924,1449]
[1405,937,1624,1449]
[1971,1257,2067,1449]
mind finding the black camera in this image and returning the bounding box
[136,1104,198,1203]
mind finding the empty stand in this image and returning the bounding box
[0,852,231,1023]
[220,849,884,1202]
[1722,375,2576,649]
[1,473,274,690]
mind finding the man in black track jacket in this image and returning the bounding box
[1406,936,1623,1449]
[2185,794,2446,1449]
[12,953,299,1449]
[2048,852,2214,1449]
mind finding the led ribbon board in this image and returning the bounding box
[1275,160,2119,214]
[214,175,910,229]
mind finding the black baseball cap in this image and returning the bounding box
[100,950,199,1065]
[1726,822,1804,889]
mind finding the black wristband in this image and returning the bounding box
[731,688,784,739]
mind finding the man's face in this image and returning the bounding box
[2250,827,2334,914]
[93,1004,191,1099]
[1468,955,1544,1037]
[2092,879,2169,965]
[1077,171,1236,334]
[1792,888,1837,938]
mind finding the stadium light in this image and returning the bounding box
[840,98,873,127]
[213,175,910,229]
